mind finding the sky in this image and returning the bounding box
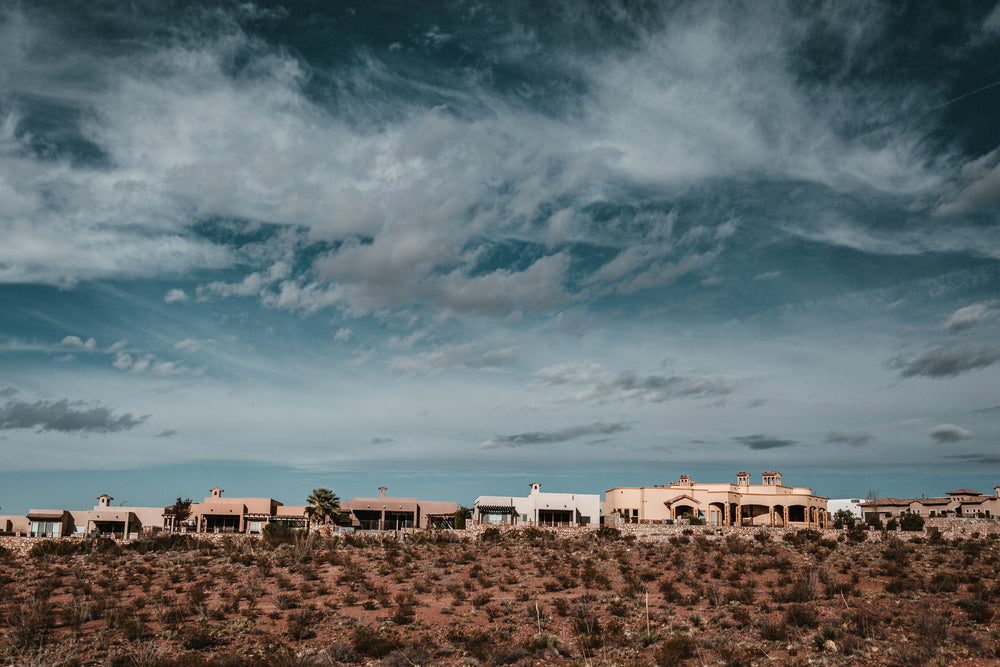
[1,1,999,514]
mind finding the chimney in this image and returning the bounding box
[378,486,387,498]
[210,487,223,499]
[97,494,113,508]
[529,482,541,495]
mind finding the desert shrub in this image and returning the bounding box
[447,629,495,662]
[680,513,703,526]
[865,515,883,530]
[753,530,770,544]
[832,509,856,529]
[351,624,399,658]
[520,526,555,543]
[571,603,605,651]
[785,603,819,628]
[899,512,925,531]
[262,522,299,546]
[471,591,492,608]
[6,598,54,649]
[843,607,880,639]
[846,524,868,542]
[655,634,696,666]
[884,576,919,594]
[479,527,503,543]
[594,526,621,540]
[274,593,301,610]
[957,598,994,624]
[285,608,317,640]
[926,572,959,593]
[885,517,899,531]
[182,621,216,649]
[758,618,787,640]
[659,578,684,603]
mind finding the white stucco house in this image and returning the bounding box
[473,482,600,528]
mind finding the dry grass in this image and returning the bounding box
[0,527,998,665]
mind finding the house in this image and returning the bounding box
[860,486,1000,522]
[605,471,829,528]
[10,495,166,539]
[171,488,308,534]
[340,487,458,530]
[472,482,600,528]
[827,498,864,521]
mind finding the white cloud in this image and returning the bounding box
[333,328,353,342]
[61,335,96,350]
[944,301,998,333]
[164,288,188,304]
[389,340,519,375]
[534,361,737,404]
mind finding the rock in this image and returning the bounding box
[823,639,839,653]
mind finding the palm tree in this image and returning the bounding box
[305,488,342,532]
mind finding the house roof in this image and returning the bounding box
[664,493,697,505]
[476,504,515,513]
[947,489,982,496]
[27,510,66,520]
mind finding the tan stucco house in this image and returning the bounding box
[606,471,828,528]
[861,486,1000,522]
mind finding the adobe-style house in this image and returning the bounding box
[4,495,166,539]
[472,482,601,528]
[340,487,458,530]
[606,472,828,528]
[861,486,1000,522]
[168,488,308,534]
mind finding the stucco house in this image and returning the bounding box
[340,487,458,530]
[473,482,601,528]
[169,488,308,534]
[606,472,828,528]
[860,486,1000,522]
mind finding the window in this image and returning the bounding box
[30,521,61,538]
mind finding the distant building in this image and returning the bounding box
[605,471,828,528]
[827,498,864,520]
[170,487,308,534]
[3,495,166,539]
[340,487,458,530]
[473,482,600,528]
[860,486,1000,522]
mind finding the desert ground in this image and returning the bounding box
[1,522,998,666]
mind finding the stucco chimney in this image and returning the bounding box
[210,487,223,499]
[378,486,387,497]
[529,482,541,495]
[97,494,113,508]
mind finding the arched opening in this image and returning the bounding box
[787,505,806,523]
[772,504,786,527]
[673,504,698,522]
[708,502,727,526]
[740,504,769,527]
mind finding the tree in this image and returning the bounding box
[165,497,192,531]
[305,488,342,531]
[454,506,472,529]
[832,509,856,529]
[899,512,925,532]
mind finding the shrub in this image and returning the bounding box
[262,522,299,546]
[785,603,819,628]
[479,527,503,543]
[899,512,925,532]
[595,526,621,540]
[655,635,696,666]
[957,598,994,624]
[351,624,399,658]
[832,509,856,529]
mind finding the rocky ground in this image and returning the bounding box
[1,522,998,666]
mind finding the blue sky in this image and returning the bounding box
[1,1,999,514]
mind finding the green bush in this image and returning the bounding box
[899,513,925,532]
[262,522,299,546]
